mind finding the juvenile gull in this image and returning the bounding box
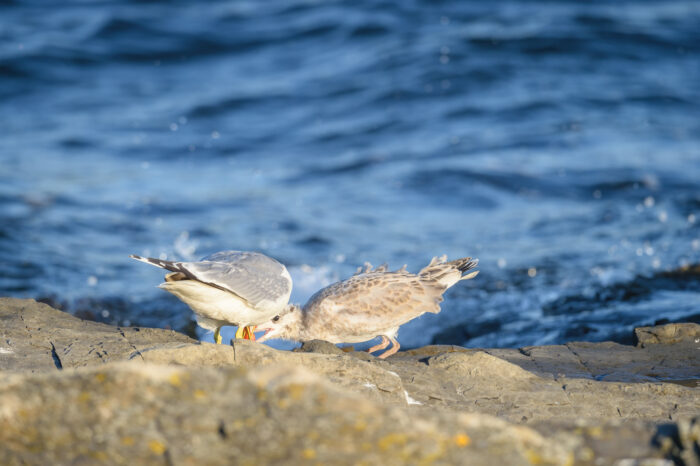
[257,255,478,358]
[130,250,292,343]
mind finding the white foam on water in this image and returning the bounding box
[288,264,339,305]
[173,231,198,261]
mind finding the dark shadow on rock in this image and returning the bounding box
[293,339,345,355]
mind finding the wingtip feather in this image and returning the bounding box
[130,254,173,271]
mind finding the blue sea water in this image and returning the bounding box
[1,0,699,349]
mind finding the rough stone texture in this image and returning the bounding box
[1,297,699,465]
[0,298,196,372]
[0,363,579,466]
[635,322,700,346]
[387,348,699,424]
[232,339,406,404]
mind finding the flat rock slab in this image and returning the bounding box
[0,298,196,372]
[1,297,699,464]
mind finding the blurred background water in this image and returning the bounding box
[1,0,699,348]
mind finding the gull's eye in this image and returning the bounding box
[272,315,280,323]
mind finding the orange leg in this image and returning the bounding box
[377,337,400,359]
[368,335,390,354]
[241,326,257,341]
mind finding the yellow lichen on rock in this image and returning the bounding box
[148,440,166,455]
[168,373,182,387]
[454,433,471,447]
[377,432,408,451]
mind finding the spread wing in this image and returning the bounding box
[131,250,292,307]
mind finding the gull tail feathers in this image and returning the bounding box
[419,256,479,285]
[453,257,480,280]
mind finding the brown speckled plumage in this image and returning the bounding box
[258,255,479,358]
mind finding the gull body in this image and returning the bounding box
[130,250,292,342]
[258,255,478,358]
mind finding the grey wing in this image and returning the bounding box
[185,251,292,306]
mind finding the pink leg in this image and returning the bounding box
[368,335,390,354]
[377,337,400,359]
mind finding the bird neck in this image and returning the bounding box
[281,304,308,341]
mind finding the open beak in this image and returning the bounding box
[256,328,273,342]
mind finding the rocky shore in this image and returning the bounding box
[1,297,698,465]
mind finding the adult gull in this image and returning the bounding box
[130,250,292,343]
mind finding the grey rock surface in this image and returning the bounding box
[635,321,700,346]
[0,298,196,372]
[1,297,699,465]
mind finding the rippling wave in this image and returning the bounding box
[1,0,699,348]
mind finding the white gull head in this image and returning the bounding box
[257,304,303,342]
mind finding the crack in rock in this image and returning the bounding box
[118,327,144,361]
[566,344,594,377]
[50,341,63,370]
